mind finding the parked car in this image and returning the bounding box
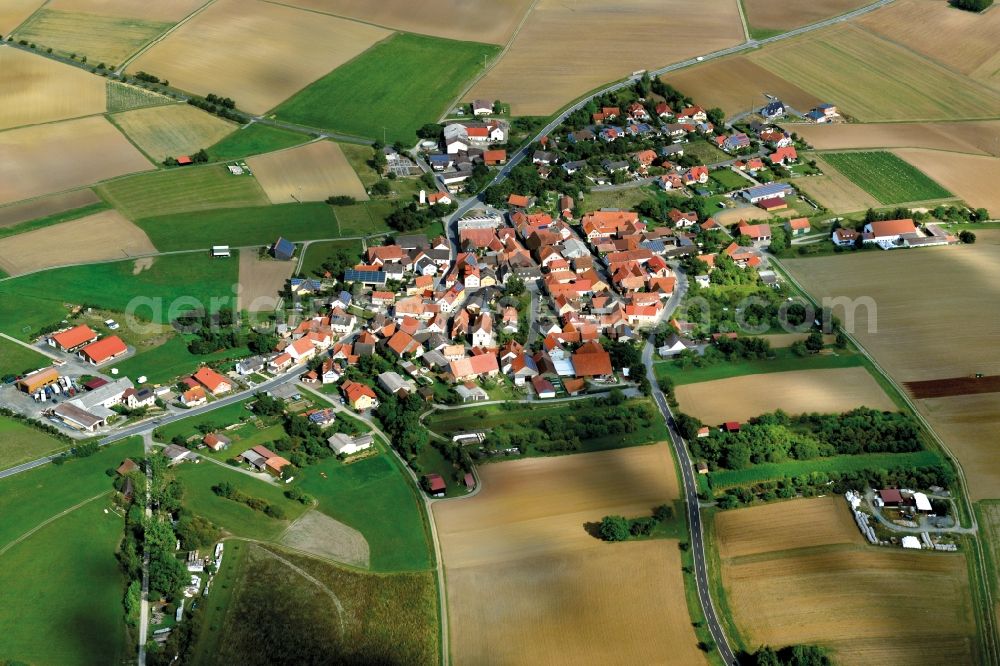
[105,319,120,330]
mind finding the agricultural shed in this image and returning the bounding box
[901,536,921,549]
[272,236,295,261]
[879,488,904,506]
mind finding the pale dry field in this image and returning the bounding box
[0,209,155,275]
[279,510,370,569]
[722,545,977,664]
[45,0,208,21]
[857,0,1000,89]
[278,0,534,45]
[0,190,100,230]
[238,251,294,311]
[664,56,822,117]
[434,445,706,665]
[744,0,868,32]
[893,149,1000,216]
[980,502,1000,629]
[247,141,369,204]
[675,367,896,424]
[111,104,235,161]
[784,233,1000,499]
[797,154,880,212]
[797,121,1000,156]
[0,0,44,34]
[713,206,772,225]
[0,48,107,131]
[715,497,861,559]
[127,0,391,114]
[14,9,171,66]
[469,0,745,116]
[0,116,153,207]
[749,24,1000,121]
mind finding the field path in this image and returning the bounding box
[116,0,218,74]
[0,491,107,556]
[0,332,60,360]
[256,543,346,636]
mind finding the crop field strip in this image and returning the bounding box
[820,151,953,205]
[110,104,236,162]
[206,123,309,161]
[742,0,869,36]
[44,0,210,22]
[0,0,44,34]
[0,48,107,131]
[794,121,1000,157]
[246,141,369,203]
[892,149,1000,217]
[905,376,1000,400]
[0,189,101,230]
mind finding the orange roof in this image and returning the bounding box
[181,386,206,402]
[508,194,531,207]
[192,366,229,393]
[483,149,507,162]
[867,219,917,237]
[342,380,376,404]
[79,335,127,363]
[571,349,613,377]
[51,325,97,350]
[265,456,291,474]
[788,217,811,230]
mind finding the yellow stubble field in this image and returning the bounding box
[111,104,235,162]
[797,153,880,213]
[468,0,745,116]
[126,0,391,114]
[893,149,1000,217]
[44,0,209,21]
[0,0,44,35]
[246,141,369,204]
[0,115,153,207]
[0,48,107,131]
[433,445,707,665]
[14,9,172,66]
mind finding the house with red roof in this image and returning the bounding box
[192,367,232,395]
[770,146,798,165]
[862,219,918,249]
[341,380,378,411]
[737,222,773,242]
[786,217,811,236]
[571,343,613,380]
[448,352,499,383]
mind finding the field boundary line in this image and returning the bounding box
[0,332,61,360]
[254,543,347,636]
[116,0,218,74]
[0,491,108,557]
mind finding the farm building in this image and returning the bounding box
[78,336,128,365]
[203,433,230,451]
[327,432,374,456]
[741,182,793,203]
[16,367,60,393]
[116,459,139,476]
[162,444,193,465]
[423,473,447,496]
[913,492,933,513]
[901,535,921,549]
[271,237,295,261]
[455,382,489,402]
[52,402,105,431]
[756,197,788,212]
[49,324,98,352]
[737,222,773,242]
[878,488,904,507]
[531,375,557,399]
[786,218,811,236]
[211,245,231,257]
[862,219,918,249]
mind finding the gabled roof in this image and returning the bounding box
[79,335,127,363]
[51,325,97,349]
[192,366,229,393]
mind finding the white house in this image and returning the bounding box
[327,433,375,456]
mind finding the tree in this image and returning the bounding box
[804,330,825,352]
[370,180,391,196]
[416,123,442,140]
[959,230,977,244]
[598,515,631,541]
[950,0,993,10]
[706,107,725,127]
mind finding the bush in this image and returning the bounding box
[598,515,631,541]
[950,0,992,10]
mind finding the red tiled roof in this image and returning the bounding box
[51,325,97,350]
[79,335,127,363]
[192,366,229,393]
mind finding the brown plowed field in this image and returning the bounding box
[905,375,1000,399]
[0,48,107,131]
[893,149,1000,216]
[0,190,100,229]
[796,121,1000,156]
[0,209,156,275]
[713,206,772,225]
[247,141,369,204]
[0,116,153,207]
[237,251,294,312]
[744,0,868,33]
[469,0,745,116]
[433,445,706,665]
[715,497,861,559]
[797,154,880,213]
[278,0,534,45]
[127,0,391,114]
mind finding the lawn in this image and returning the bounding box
[273,33,499,143]
[581,186,656,213]
[655,348,865,385]
[682,139,731,165]
[174,461,308,541]
[709,449,944,489]
[0,337,51,376]
[0,437,143,550]
[0,253,240,337]
[297,451,435,572]
[0,500,127,666]
[710,167,750,191]
[333,200,394,236]
[206,123,309,161]
[0,201,109,240]
[0,416,70,472]
[299,239,364,278]
[821,151,953,204]
[153,398,254,442]
[188,538,247,665]
[134,202,338,251]
[97,164,269,219]
[111,335,251,386]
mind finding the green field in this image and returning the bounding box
[135,203,337,251]
[111,335,250,385]
[298,451,434,571]
[333,200,394,236]
[273,33,499,143]
[0,337,51,376]
[0,437,142,550]
[710,168,750,191]
[188,539,247,664]
[682,139,730,165]
[153,399,254,442]
[0,253,239,337]
[197,543,438,666]
[97,165,268,219]
[0,201,109,240]
[655,348,865,385]
[822,151,953,205]
[174,462,308,541]
[206,124,309,161]
[0,500,127,666]
[338,143,381,187]
[581,185,656,213]
[0,416,69,471]
[299,239,364,278]
[709,449,944,489]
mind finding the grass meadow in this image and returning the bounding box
[274,33,499,143]
[206,124,308,161]
[654,348,865,385]
[111,335,251,385]
[299,239,364,278]
[823,151,953,204]
[0,337,51,376]
[153,399,254,442]
[0,415,69,471]
[135,202,338,251]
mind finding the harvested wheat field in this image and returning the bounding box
[0,209,155,276]
[0,0,44,34]
[713,206,772,225]
[45,0,208,21]
[434,445,706,665]
[237,251,294,312]
[857,0,1000,89]
[127,0,391,114]
[111,104,235,161]
[796,154,879,212]
[0,116,153,207]
[0,48,107,131]
[247,141,369,204]
[665,56,822,117]
[797,121,1000,156]
[893,150,1000,216]
[279,0,534,45]
[721,542,977,664]
[0,190,100,230]
[784,233,1000,499]
[676,367,895,424]
[744,0,867,33]
[279,510,370,569]
[469,0,745,116]
[14,9,171,66]
[715,497,861,559]
[749,24,1000,122]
